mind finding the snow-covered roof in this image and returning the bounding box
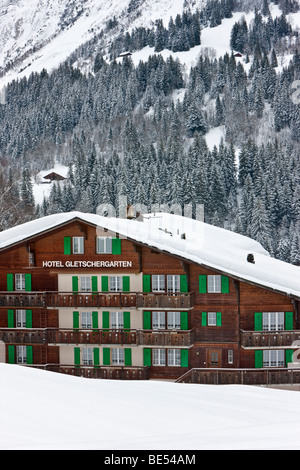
[0,211,299,299]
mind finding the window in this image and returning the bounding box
[80,277,91,292]
[16,310,26,328]
[263,350,285,367]
[228,350,234,364]
[152,275,165,292]
[15,274,25,291]
[73,237,84,254]
[167,275,180,293]
[81,312,92,329]
[82,348,93,365]
[152,312,165,330]
[263,312,284,331]
[17,345,27,364]
[111,312,123,329]
[207,275,221,293]
[112,348,124,365]
[109,276,123,292]
[168,349,181,366]
[208,312,217,326]
[152,349,166,366]
[96,237,112,254]
[167,311,181,329]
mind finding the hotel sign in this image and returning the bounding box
[42,260,133,268]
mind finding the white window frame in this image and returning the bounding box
[228,350,234,364]
[207,312,217,326]
[167,311,181,329]
[152,275,165,292]
[112,348,124,365]
[82,348,93,365]
[152,349,166,366]
[152,311,166,330]
[167,275,180,293]
[81,312,92,329]
[96,237,113,254]
[168,349,181,366]
[17,345,27,364]
[263,349,285,367]
[109,276,123,292]
[207,275,221,293]
[80,276,91,292]
[16,310,26,328]
[15,274,25,291]
[73,236,84,254]
[111,312,123,329]
[263,312,284,332]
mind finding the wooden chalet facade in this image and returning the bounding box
[0,211,299,385]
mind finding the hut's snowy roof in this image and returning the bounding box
[0,211,299,299]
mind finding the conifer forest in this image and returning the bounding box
[0,0,300,264]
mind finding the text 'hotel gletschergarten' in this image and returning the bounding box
[0,211,299,385]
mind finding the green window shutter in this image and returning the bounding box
[124,348,132,366]
[180,275,188,293]
[26,310,33,329]
[216,312,222,326]
[112,238,122,255]
[92,312,98,329]
[255,350,263,368]
[91,276,98,293]
[143,275,151,293]
[180,312,188,330]
[72,276,79,293]
[143,348,151,366]
[102,311,110,330]
[103,348,110,365]
[201,312,207,326]
[64,236,71,255]
[7,274,14,291]
[285,312,293,330]
[122,276,130,292]
[285,349,294,366]
[254,312,262,331]
[199,275,207,293]
[93,348,100,366]
[8,345,15,364]
[181,349,189,367]
[26,346,33,365]
[7,310,14,328]
[143,311,151,329]
[73,311,79,329]
[221,276,229,293]
[25,274,32,292]
[123,312,131,330]
[101,276,109,292]
[74,347,80,366]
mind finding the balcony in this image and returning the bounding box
[0,291,195,309]
[31,364,149,380]
[0,328,195,347]
[240,330,300,349]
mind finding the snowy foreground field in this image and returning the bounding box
[0,364,300,451]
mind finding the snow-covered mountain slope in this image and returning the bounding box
[0,0,206,88]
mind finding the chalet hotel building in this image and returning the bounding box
[0,210,299,385]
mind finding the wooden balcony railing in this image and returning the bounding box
[28,364,149,380]
[240,330,300,349]
[0,291,195,309]
[0,328,195,346]
[175,367,300,386]
[136,292,194,309]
